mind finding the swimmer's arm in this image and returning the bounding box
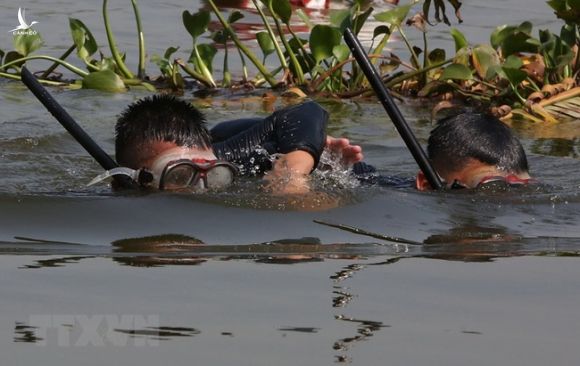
[264,150,314,194]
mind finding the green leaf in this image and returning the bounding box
[257,31,275,58]
[3,51,25,70]
[13,33,43,56]
[373,25,390,39]
[211,30,228,44]
[164,46,180,60]
[353,7,373,35]
[501,32,540,55]
[450,28,468,52]
[182,10,210,40]
[81,70,126,92]
[472,45,500,80]
[490,24,516,49]
[309,25,342,63]
[332,44,351,62]
[504,54,524,69]
[329,9,351,32]
[196,44,217,73]
[0,49,4,64]
[69,18,98,61]
[440,63,473,80]
[374,3,413,27]
[502,67,527,86]
[228,10,244,24]
[271,0,292,24]
[428,48,446,64]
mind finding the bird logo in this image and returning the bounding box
[10,8,39,34]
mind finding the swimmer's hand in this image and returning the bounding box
[264,150,314,194]
[325,136,363,168]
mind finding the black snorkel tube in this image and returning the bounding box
[20,66,136,189]
[343,28,444,190]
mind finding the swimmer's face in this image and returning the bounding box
[415,159,531,191]
[138,141,233,191]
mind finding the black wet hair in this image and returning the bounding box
[115,94,212,168]
[428,113,529,176]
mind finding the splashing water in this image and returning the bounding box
[311,149,360,191]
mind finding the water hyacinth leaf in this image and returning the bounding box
[310,25,342,63]
[353,7,374,35]
[428,48,446,64]
[271,0,292,24]
[196,44,217,73]
[330,9,351,30]
[13,33,43,57]
[164,46,180,60]
[502,66,527,86]
[453,46,470,65]
[257,31,275,58]
[472,45,500,79]
[3,51,25,70]
[211,30,228,44]
[490,24,516,49]
[440,63,473,80]
[500,32,540,56]
[504,54,524,69]
[228,10,244,24]
[450,27,468,52]
[183,10,210,40]
[96,57,117,71]
[69,18,98,61]
[374,3,413,26]
[548,0,580,24]
[82,69,126,92]
[332,44,350,62]
[373,25,390,39]
[560,23,577,47]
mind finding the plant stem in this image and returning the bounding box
[207,0,277,87]
[236,48,248,82]
[40,44,76,78]
[0,71,69,86]
[103,0,134,79]
[398,27,421,70]
[192,44,216,87]
[385,58,453,88]
[130,0,146,79]
[176,59,215,88]
[267,2,304,84]
[2,55,89,77]
[252,0,288,70]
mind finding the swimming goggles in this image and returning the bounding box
[447,174,534,190]
[89,158,239,190]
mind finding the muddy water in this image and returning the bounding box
[2,1,580,365]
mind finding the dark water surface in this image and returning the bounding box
[2,1,580,365]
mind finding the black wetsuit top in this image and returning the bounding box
[210,101,413,188]
[211,101,328,176]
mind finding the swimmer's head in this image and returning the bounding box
[115,94,214,170]
[416,113,530,191]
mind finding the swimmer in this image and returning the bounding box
[354,112,533,190]
[94,94,362,194]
